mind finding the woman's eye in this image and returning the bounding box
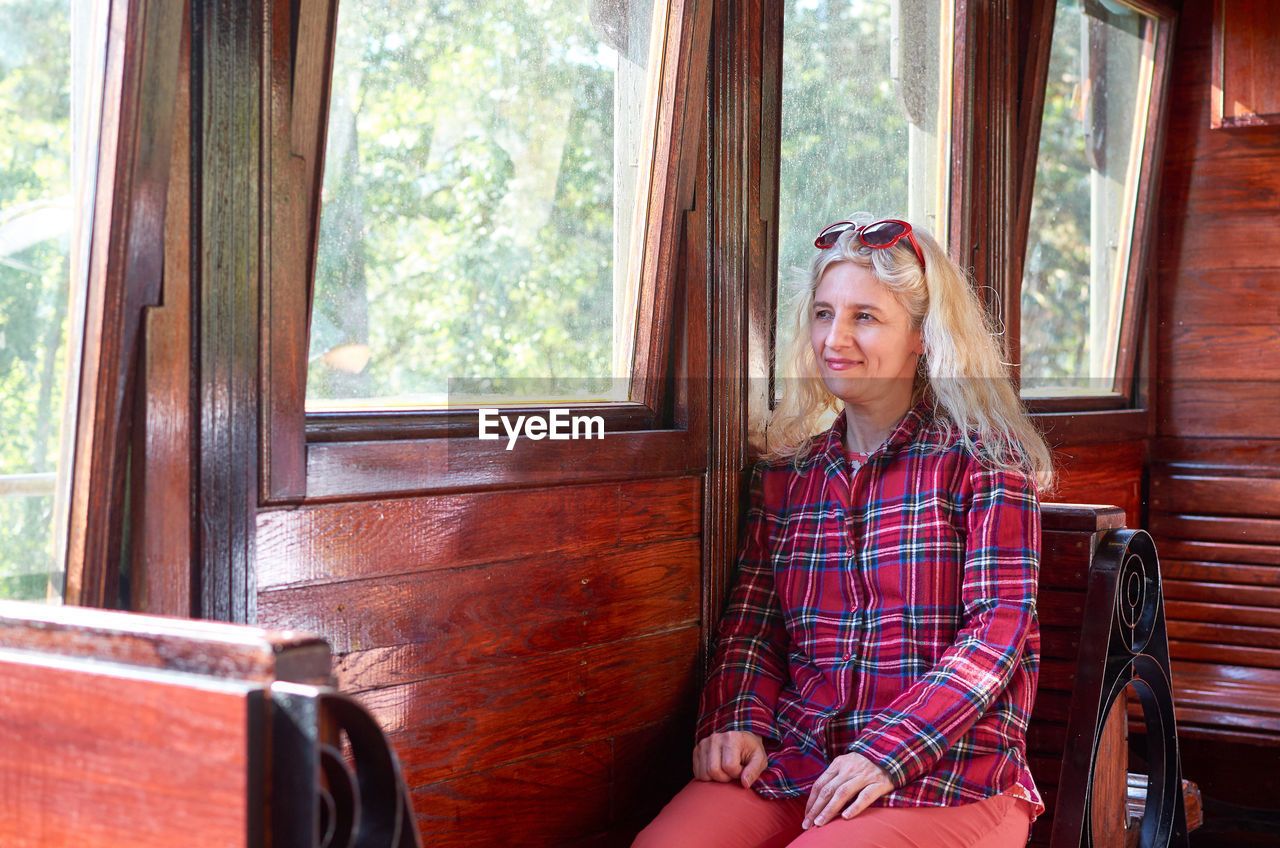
[856,312,876,322]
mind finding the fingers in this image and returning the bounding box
[801,753,893,829]
[692,731,766,784]
[740,744,767,788]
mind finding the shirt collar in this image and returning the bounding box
[805,399,935,471]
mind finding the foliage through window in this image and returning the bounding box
[307,0,667,411]
[775,0,952,375]
[1020,0,1161,396]
[0,0,104,600]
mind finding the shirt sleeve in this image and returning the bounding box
[695,463,791,742]
[845,462,1040,788]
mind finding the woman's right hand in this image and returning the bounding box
[692,730,768,787]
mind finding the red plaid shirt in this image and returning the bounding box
[698,403,1043,815]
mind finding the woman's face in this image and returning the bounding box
[809,261,923,410]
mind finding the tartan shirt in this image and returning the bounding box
[697,402,1043,816]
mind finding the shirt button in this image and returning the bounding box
[842,651,852,660]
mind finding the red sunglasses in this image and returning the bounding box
[813,219,927,273]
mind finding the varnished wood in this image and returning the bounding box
[707,0,758,672]
[1092,699,1129,848]
[1158,269,1280,324]
[134,4,194,618]
[256,476,700,588]
[1030,505,1147,847]
[1158,381,1280,439]
[1150,472,1280,515]
[1210,0,1280,128]
[0,648,262,848]
[1159,539,1280,566]
[1150,512,1280,546]
[1031,410,1151,447]
[952,0,1016,323]
[1046,441,1146,527]
[629,0,714,414]
[197,0,264,623]
[1112,4,1177,403]
[410,742,613,848]
[0,599,331,683]
[303,429,702,501]
[65,0,188,608]
[259,538,699,684]
[1160,325,1280,381]
[1009,0,1056,357]
[354,627,698,789]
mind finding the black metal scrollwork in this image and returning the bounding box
[272,683,422,848]
[1050,529,1190,848]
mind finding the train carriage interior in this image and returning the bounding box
[1,0,1279,845]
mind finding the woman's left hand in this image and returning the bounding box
[801,752,893,829]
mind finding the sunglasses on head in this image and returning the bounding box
[813,218,927,273]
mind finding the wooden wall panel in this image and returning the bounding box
[256,478,700,589]
[1159,382,1280,440]
[1145,4,1280,797]
[1159,269,1280,325]
[410,743,613,848]
[1044,440,1145,527]
[255,476,704,845]
[355,627,698,789]
[259,539,699,688]
[1160,325,1280,382]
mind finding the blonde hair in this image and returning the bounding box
[766,213,1056,492]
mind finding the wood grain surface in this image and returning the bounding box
[0,651,259,848]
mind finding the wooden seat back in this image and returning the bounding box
[1034,504,1191,848]
[0,600,420,848]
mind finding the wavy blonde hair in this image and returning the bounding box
[765,213,1055,492]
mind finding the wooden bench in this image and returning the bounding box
[1148,463,1280,749]
[1033,504,1197,848]
[0,600,420,848]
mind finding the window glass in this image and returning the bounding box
[307,0,667,411]
[0,0,105,600]
[776,0,952,372]
[1020,0,1157,396]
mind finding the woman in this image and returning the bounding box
[634,215,1054,848]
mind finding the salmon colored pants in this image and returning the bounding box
[632,780,1033,848]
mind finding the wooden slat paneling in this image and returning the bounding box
[1149,473,1280,515]
[1160,539,1280,567]
[1158,382,1280,440]
[1045,442,1143,527]
[260,539,699,689]
[256,477,701,589]
[1163,579,1280,607]
[359,626,699,789]
[1157,159,1280,218]
[410,743,613,848]
[1162,212,1280,273]
[1150,512,1280,546]
[1167,639,1280,668]
[1160,325,1280,382]
[1168,619,1280,650]
[1164,599,1280,630]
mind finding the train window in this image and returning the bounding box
[775,0,952,377]
[305,0,668,412]
[1020,0,1169,399]
[0,1,108,601]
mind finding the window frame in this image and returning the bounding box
[261,0,715,502]
[1009,0,1178,415]
[62,0,187,607]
